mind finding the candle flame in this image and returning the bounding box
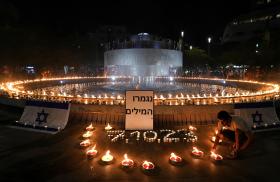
[210,151,223,160]
[143,161,149,165]
[192,147,198,152]
[124,153,128,159]
[170,152,176,158]
[189,125,197,131]
[91,144,96,150]
[105,123,112,130]
[106,150,110,155]
[80,139,91,146]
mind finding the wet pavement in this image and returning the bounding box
[0,121,280,182]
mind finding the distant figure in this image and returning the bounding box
[212,111,254,159]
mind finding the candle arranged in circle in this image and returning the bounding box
[86,123,94,131]
[189,125,197,131]
[86,144,98,158]
[80,139,91,147]
[142,161,155,170]
[101,150,114,163]
[210,151,223,161]
[105,123,112,131]
[121,154,134,167]
[169,152,182,164]
[191,147,204,157]
[83,131,93,138]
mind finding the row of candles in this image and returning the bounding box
[80,144,223,171]
[2,76,279,106]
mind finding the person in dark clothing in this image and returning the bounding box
[212,111,254,159]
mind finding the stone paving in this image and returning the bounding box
[0,121,280,182]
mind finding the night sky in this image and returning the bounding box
[4,0,254,46]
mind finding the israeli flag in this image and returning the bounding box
[234,101,280,130]
[19,100,71,132]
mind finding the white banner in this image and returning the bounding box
[19,100,71,132]
[234,101,280,130]
[125,90,153,130]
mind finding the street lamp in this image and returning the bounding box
[181,31,184,38]
[207,37,212,56]
[190,45,193,50]
[208,37,212,44]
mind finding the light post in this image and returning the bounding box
[207,37,211,56]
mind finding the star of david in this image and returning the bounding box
[252,111,263,125]
[35,109,49,124]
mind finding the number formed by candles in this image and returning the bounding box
[104,128,198,144]
[143,131,158,142]
[161,129,179,143]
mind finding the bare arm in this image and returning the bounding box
[240,131,253,151]
[212,134,220,150]
[234,129,240,151]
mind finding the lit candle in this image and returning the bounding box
[101,150,114,163]
[191,147,204,157]
[121,154,134,167]
[86,123,94,131]
[210,151,223,161]
[189,125,197,131]
[86,145,98,158]
[211,136,222,143]
[105,123,112,131]
[80,139,91,147]
[142,161,155,171]
[83,131,93,138]
[169,153,182,164]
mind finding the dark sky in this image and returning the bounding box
[5,0,254,46]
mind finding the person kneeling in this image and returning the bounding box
[212,111,254,159]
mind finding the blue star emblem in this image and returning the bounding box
[35,109,49,124]
[252,111,263,125]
